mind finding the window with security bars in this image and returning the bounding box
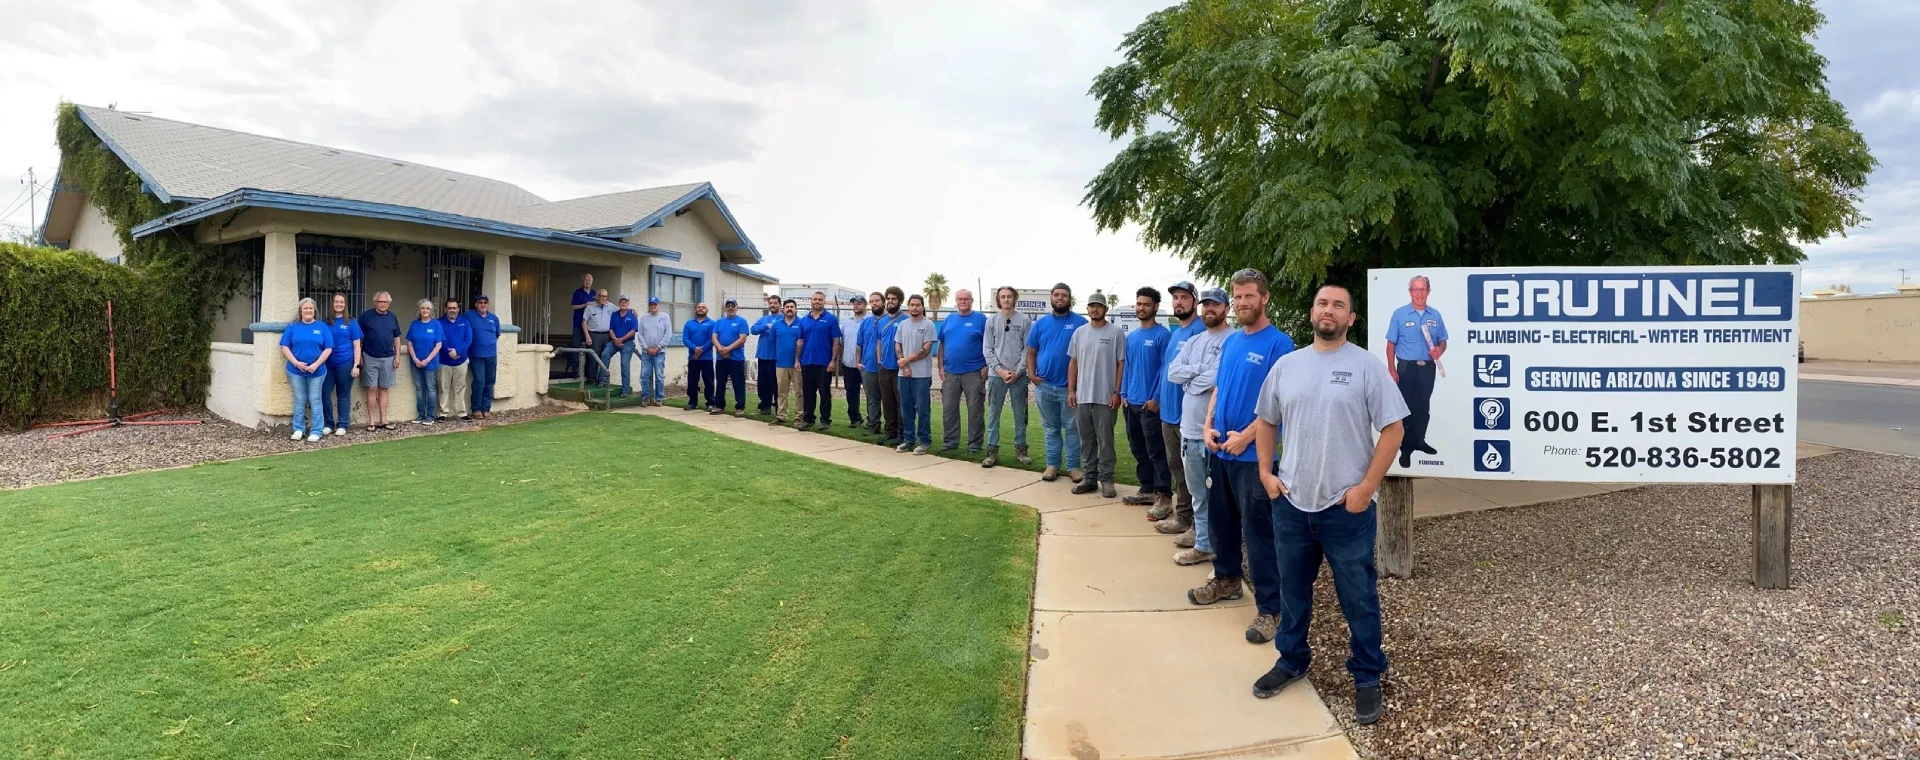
[425,249,486,313]
[654,269,703,344]
[296,235,368,319]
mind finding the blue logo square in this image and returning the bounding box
[1474,355,1511,387]
[1473,398,1511,430]
[1473,439,1512,473]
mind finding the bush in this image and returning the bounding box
[0,243,214,427]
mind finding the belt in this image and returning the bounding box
[589,330,609,334]
[1398,359,1429,366]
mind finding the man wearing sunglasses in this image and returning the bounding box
[981,286,1032,468]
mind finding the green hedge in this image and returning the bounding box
[0,243,211,427]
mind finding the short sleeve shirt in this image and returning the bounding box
[895,317,937,377]
[1385,304,1448,362]
[324,316,363,366]
[1211,325,1295,462]
[938,311,988,373]
[1024,312,1087,387]
[1122,322,1170,405]
[356,309,401,358]
[406,319,444,369]
[1255,343,1409,512]
[1067,321,1124,404]
[797,313,843,366]
[280,321,332,377]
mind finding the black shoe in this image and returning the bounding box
[1252,664,1306,699]
[685,403,699,411]
[1397,451,1412,468]
[1071,481,1098,495]
[1355,685,1383,724]
[879,437,899,448]
[1416,444,1437,455]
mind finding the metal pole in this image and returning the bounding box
[25,168,37,240]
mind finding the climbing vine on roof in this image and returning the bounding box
[0,105,251,428]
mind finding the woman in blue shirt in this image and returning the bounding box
[278,297,334,442]
[322,293,362,437]
[406,300,445,425]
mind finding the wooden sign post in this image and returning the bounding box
[1378,476,1415,579]
[1752,484,1793,589]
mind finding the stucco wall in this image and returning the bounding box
[68,201,125,262]
[1801,294,1920,362]
[207,342,258,428]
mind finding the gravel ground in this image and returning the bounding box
[1293,449,1918,759]
[0,405,571,490]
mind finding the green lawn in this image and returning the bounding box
[0,413,1036,759]
[731,392,1153,486]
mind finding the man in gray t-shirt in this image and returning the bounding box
[893,295,939,452]
[1067,293,1125,497]
[1245,283,1408,727]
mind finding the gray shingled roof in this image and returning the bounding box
[75,105,698,233]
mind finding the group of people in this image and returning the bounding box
[277,290,504,441]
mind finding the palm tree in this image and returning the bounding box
[923,272,951,312]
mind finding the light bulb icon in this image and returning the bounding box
[1478,398,1504,429]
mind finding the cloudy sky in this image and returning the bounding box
[0,0,1914,295]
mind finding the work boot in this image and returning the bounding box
[1398,450,1412,468]
[1041,466,1059,482]
[1245,613,1278,644]
[1155,516,1191,535]
[1173,528,1196,548]
[1068,468,1084,484]
[1071,480,1098,495]
[1355,685,1384,725]
[896,442,914,453]
[981,447,999,468]
[1252,665,1306,700]
[1186,575,1243,605]
[1015,445,1032,464]
[1122,492,1155,506]
[1146,499,1174,521]
[1173,548,1214,566]
[793,420,809,431]
[1100,481,1117,499]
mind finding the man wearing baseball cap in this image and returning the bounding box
[711,298,751,415]
[466,294,502,419]
[605,295,640,398]
[1067,291,1124,498]
[839,294,869,428]
[637,296,673,406]
[1165,286,1233,565]
[1150,281,1201,533]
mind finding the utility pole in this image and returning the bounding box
[23,168,37,241]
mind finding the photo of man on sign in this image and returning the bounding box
[1386,275,1448,468]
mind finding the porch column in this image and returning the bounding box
[259,230,299,321]
[484,250,514,326]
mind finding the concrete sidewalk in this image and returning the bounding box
[621,405,1836,759]
[1800,360,1920,387]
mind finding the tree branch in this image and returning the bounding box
[1684,128,1724,145]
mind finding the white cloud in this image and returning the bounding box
[1863,89,1920,121]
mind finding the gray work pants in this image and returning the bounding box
[1074,402,1118,484]
[941,369,986,450]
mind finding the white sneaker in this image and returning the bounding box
[306,433,322,443]
[335,427,348,436]
[290,430,304,440]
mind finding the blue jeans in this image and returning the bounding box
[1207,456,1281,615]
[985,371,1028,449]
[322,362,354,429]
[468,356,496,412]
[1271,494,1385,688]
[288,369,326,434]
[1182,438,1212,553]
[639,351,667,401]
[898,376,933,446]
[602,341,636,394]
[1034,382,1079,469]
[411,365,438,421]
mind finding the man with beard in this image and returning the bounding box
[1186,269,1295,648]
[858,290,887,434]
[1249,284,1408,727]
[839,294,868,428]
[876,286,909,446]
[796,291,844,431]
[1160,284,1226,561]
[1066,292,1124,498]
[1120,286,1173,510]
[1024,283,1087,483]
[753,294,782,414]
[682,303,717,411]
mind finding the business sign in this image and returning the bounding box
[1367,266,1799,484]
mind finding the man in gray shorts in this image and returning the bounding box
[1248,283,1408,726]
[1066,292,1125,498]
[356,291,404,430]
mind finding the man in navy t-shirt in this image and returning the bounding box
[356,291,403,430]
[1186,269,1295,649]
[569,273,595,374]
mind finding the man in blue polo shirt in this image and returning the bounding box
[569,273,594,375]
[711,298,751,416]
[752,294,781,414]
[1024,283,1087,483]
[357,291,403,431]
[1121,286,1173,510]
[682,303,717,412]
[437,298,474,421]
[1186,268,1295,648]
[938,289,988,453]
[605,295,640,398]
[466,295,502,419]
[1385,275,1448,468]
[763,299,805,423]
[795,291,844,431]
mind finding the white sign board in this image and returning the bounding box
[1367,266,1799,484]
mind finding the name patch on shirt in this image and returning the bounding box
[1330,370,1353,386]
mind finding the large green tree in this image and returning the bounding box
[1085,0,1874,332]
